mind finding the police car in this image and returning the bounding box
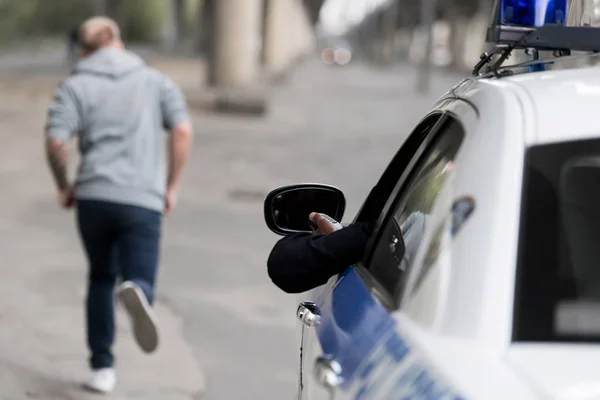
[264,0,600,398]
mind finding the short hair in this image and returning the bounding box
[78,16,121,52]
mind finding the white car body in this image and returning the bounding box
[296,66,600,400]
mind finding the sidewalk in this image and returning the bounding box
[0,56,205,399]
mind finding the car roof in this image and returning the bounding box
[464,66,600,147]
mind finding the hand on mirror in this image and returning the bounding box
[310,212,344,235]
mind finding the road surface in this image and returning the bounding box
[0,50,464,399]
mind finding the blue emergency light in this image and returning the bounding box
[486,0,600,52]
[500,0,568,27]
[477,0,600,77]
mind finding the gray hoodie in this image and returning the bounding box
[45,47,189,212]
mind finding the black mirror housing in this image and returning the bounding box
[264,184,346,236]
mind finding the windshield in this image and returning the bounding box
[514,138,600,342]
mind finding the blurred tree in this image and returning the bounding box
[106,0,120,18]
[0,0,37,39]
[0,0,93,43]
[197,0,215,55]
[185,0,203,40]
[0,0,166,44]
[119,0,164,42]
[162,0,187,51]
[34,0,95,34]
[175,0,186,39]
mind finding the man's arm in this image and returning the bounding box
[46,137,69,191]
[44,81,79,199]
[167,122,193,191]
[160,75,193,212]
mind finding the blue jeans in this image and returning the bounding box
[77,200,162,369]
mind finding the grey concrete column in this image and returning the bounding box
[263,0,315,77]
[213,0,263,87]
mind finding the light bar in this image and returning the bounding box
[487,0,600,52]
[500,0,567,27]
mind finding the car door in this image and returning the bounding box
[346,101,477,400]
[296,101,476,400]
[294,111,445,400]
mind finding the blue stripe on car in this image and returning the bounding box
[315,267,396,388]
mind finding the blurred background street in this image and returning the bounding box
[0,0,483,399]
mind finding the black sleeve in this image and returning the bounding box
[267,221,375,293]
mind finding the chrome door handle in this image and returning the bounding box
[297,301,321,327]
[314,355,343,390]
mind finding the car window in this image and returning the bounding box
[407,193,475,298]
[366,117,465,303]
[412,218,447,296]
[515,138,600,342]
[354,113,444,224]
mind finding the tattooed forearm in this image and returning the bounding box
[45,137,69,191]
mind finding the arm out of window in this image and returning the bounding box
[267,221,375,293]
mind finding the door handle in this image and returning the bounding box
[297,301,321,327]
[314,355,343,390]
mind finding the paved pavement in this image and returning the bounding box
[0,49,465,399]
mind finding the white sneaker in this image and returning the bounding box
[84,368,116,394]
[117,281,159,353]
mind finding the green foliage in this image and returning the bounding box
[119,0,165,43]
[0,0,93,39]
[183,0,202,38]
[34,0,95,34]
[0,0,169,43]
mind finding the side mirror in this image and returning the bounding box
[264,184,346,235]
